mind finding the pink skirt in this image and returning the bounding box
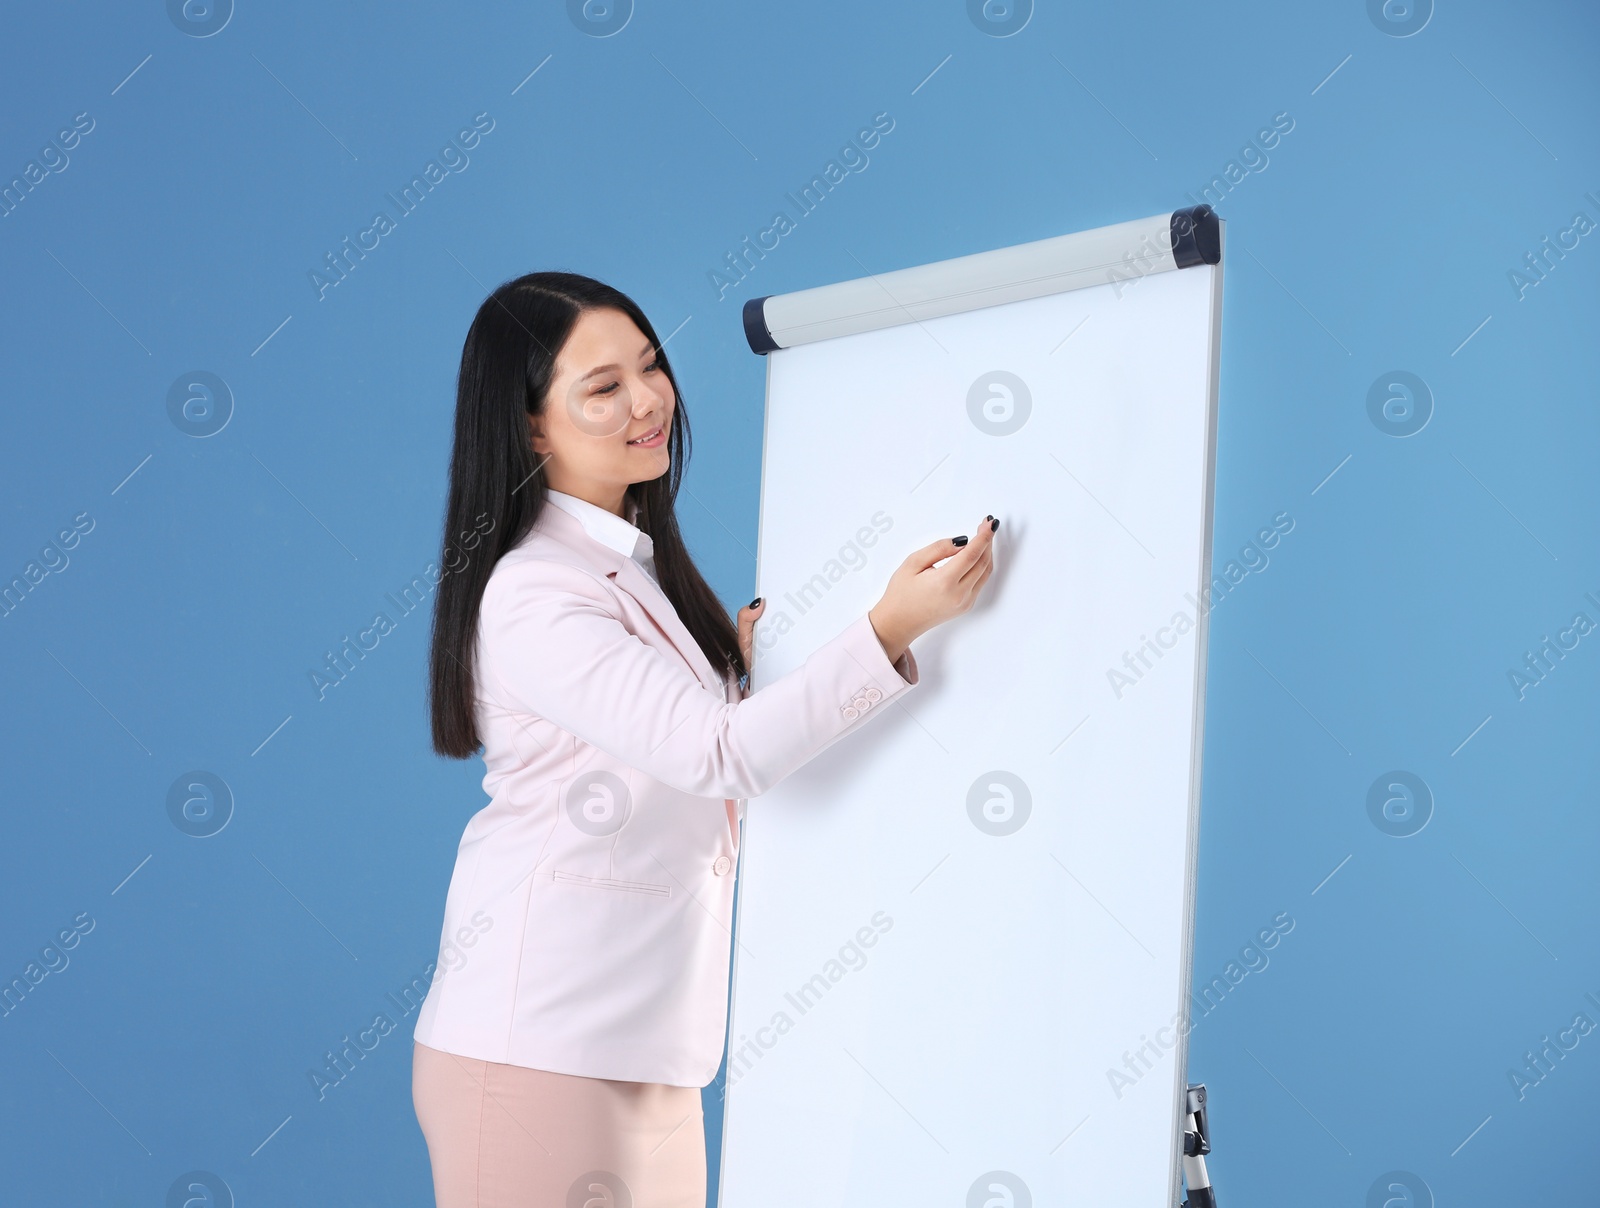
[411,1040,706,1207]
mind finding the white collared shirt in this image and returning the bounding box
[545,489,659,585]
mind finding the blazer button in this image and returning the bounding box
[842,704,859,720]
[852,694,871,712]
[864,687,883,703]
[713,855,732,876]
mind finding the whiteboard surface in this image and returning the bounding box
[723,257,1221,1206]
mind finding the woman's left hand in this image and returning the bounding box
[737,597,765,671]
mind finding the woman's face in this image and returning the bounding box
[531,306,675,507]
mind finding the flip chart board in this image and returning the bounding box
[722,207,1224,1206]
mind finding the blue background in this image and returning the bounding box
[2,1,1596,1204]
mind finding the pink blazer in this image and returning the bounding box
[412,501,919,1086]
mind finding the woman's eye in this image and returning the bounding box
[594,381,619,396]
[645,360,661,373]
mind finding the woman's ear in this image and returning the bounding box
[527,411,547,455]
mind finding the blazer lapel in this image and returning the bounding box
[610,554,724,693]
[532,502,725,695]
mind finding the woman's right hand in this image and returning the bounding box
[868,514,999,665]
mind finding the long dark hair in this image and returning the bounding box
[428,271,743,759]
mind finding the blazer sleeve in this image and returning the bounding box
[476,557,919,800]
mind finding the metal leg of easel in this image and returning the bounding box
[1179,1083,1216,1208]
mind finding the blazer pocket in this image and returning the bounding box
[551,869,671,898]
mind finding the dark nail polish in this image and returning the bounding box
[749,597,762,609]
[952,535,969,546]
[985,514,993,521]
[990,517,1000,532]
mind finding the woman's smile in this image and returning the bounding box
[627,422,667,448]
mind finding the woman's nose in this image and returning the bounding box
[634,379,669,415]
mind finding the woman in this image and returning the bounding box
[411,270,997,1206]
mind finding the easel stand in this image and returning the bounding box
[1179,1084,1217,1208]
